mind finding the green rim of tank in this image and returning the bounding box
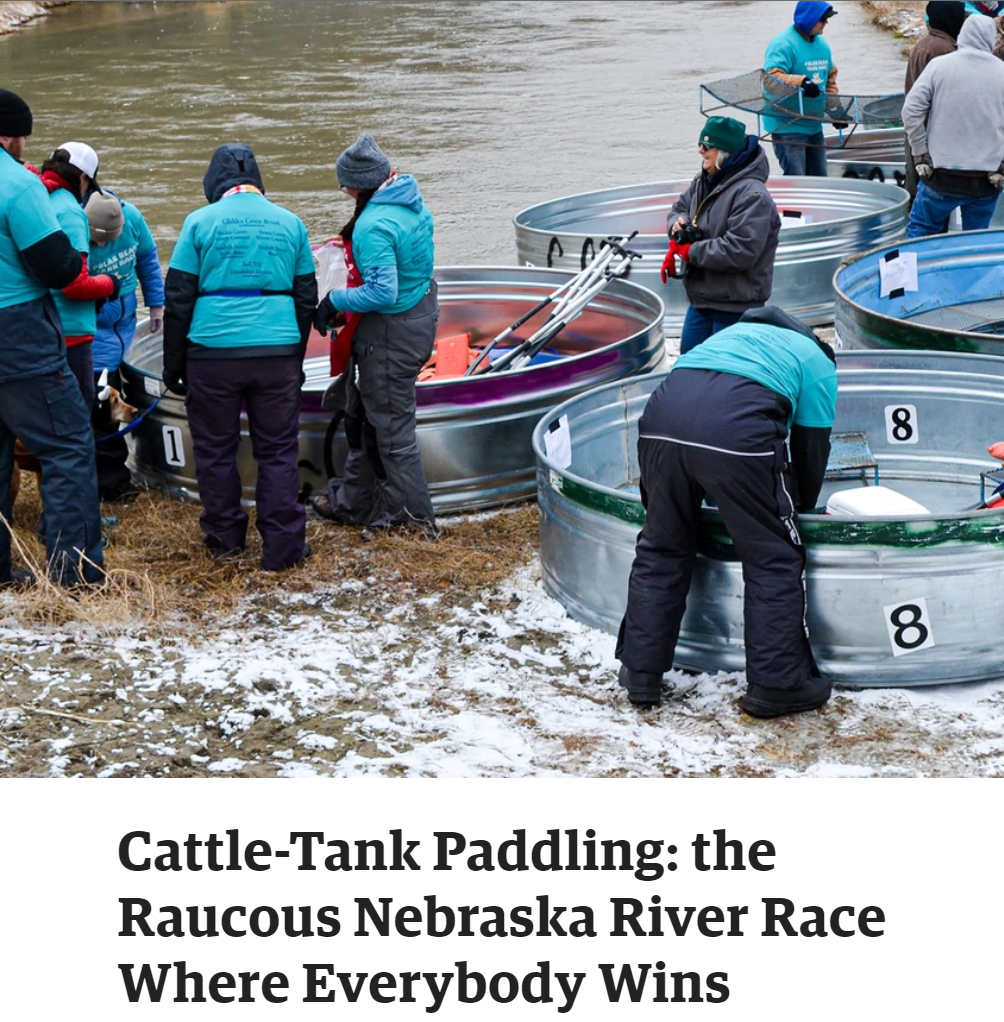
[555,475,1004,552]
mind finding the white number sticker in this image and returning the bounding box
[162,425,185,468]
[885,404,919,445]
[883,598,935,657]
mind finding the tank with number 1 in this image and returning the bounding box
[534,350,1004,687]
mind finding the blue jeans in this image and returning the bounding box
[679,306,745,355]
[772,131,829,177]
[906,179,1001,238]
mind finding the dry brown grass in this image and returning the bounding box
[3,473,540,634]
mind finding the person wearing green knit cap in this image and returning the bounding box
[662,116,781,354]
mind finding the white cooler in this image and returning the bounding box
[826,486,930,517]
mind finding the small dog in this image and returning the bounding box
[9,386,140,508]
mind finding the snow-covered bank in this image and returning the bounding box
[0,1,71,35]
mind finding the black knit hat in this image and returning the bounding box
[0,89,32,137]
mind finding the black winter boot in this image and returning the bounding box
[742,676,832,719]
[617,665,663,708]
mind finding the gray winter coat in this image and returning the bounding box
[669,141,781,314]
[904,15,1004,172]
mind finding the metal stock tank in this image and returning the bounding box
[835,229,1004,355]
[533,351,1004,687]
[513,177,908,333]
[825,128,907,186]
[119,266,665,513]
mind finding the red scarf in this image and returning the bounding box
[39,169,74,195]
[330,239,363,378]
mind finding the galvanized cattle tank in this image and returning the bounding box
[120,266,665,513]
[835,229,1004,354]
[533,351,1004,687]
[513,177,908,332]
[825,128,907,186]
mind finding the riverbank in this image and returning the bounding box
[862,1,929,45]
[0,1,71,35]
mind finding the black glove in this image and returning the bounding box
[313,293,338,336]
[96,274,122,313]
[829,105,849,129]
[162,364,187,397]
[801,77,821,98]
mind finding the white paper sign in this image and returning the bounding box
[162,425,185,468]
[879,251,918,298]
[885,404,919,445]
[779,210,812,228]
[884,597,936,657]
[544,414,572,470]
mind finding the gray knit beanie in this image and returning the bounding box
[336,132,391,191]
[87,190,124,242]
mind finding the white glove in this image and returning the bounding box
[915,154,934,180]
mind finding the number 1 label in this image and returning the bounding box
[162,425,185,468]
[885,405,918,445]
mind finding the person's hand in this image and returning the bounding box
[659,241,691,283]
[313,293,339,336]
[915,153,934,180]
[148,306,164,334]
[800,77,821,98]
[162,366,187,397]
[828,105,849,130]
[990,163,1004,190]
[670,216,687,238]
[660,243,678,284]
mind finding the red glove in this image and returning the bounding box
[660,241,693,283]
[661,241,680,283]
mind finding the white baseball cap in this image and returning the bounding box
[57,140,99,179]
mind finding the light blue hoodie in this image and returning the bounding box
[328,173,434,316]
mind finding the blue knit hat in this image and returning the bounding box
[794,1,836,34]
[336,132,392,191]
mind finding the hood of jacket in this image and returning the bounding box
[367,173,425,213]
[957,12,997,54]
[927,1,968,39]
[202,143,265,204]
[793,1,834,35]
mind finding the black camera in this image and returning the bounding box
[674,223,704,245]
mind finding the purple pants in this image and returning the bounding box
[186,354,306,570]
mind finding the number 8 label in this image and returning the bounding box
[885,404,918,445]
[883,598,935,657]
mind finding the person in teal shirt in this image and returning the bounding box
[37,143,119,411]
[616,306,837,719]
[311,132,439,540]
[763,1,841,176]
[0,92,104,588]
[163,143,318,572]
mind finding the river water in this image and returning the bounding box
[1,0,909,263]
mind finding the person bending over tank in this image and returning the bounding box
[162,143,317,571]
[615,306,837,719]
[661,116,781,354]
[0,91,105,588]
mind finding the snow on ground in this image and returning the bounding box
[3,553,1004,778]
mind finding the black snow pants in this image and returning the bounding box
[616,369,819,692]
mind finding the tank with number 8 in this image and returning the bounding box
[534,350,1004,687]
